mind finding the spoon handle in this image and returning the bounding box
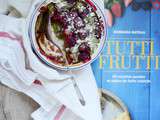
[71,75,86,106]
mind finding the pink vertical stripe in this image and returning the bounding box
[54,105,66,120]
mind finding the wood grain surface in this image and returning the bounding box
[0,83,39,120]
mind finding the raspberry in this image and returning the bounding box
[78,43,91,62]
[51,11,61,21]
[78,43,90,53]
[78,52,91,62]
[65,33,77,47]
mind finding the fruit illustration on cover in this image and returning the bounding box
[104,0,153,27]
[104,0,124,27]
[151,0,160,10]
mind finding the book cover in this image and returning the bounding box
[92,0,160,119]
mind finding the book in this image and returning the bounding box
[92,1,160,119]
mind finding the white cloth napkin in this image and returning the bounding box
[0,0,104,120]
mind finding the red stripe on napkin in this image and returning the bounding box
[0,32,41,86]
[0,32,22,42]
[54,105,66,120]
[0,32,24,48]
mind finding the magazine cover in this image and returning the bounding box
[0,0,159,120]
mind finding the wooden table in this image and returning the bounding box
[0,83,39,120]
